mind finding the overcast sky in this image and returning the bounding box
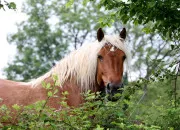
[0,0,26,78]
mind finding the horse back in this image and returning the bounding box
[0,79,32,107]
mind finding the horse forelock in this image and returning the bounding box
[103,35,131,66]
[30,35,131,92]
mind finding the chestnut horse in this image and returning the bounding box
[0,28,130,110]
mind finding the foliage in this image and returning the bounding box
[87,0,180,41]
[0,0,16,11]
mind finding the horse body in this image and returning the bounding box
[0,78,85,109]
[0,28,130,110]
[0,79,46,108]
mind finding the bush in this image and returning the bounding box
[0,78,179,130]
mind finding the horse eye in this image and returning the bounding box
[123,55,126,60]
[98,55,103,61]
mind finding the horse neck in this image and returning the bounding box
[31,70,102,96]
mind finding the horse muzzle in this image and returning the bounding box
[105,82,124,101]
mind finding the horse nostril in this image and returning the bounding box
[105,82,124,101]
[106,82,123,92]
[107,83,111,90]
[105,83,112,95]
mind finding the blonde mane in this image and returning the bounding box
[30,35,131,91]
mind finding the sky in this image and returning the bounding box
[0,0,25,78]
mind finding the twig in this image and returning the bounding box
[37,82,56,121]
[37,96,51,121]
[128,90,147,120]
[174,61,180,108]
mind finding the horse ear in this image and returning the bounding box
[120,28,126,39]
[97,28,104,42]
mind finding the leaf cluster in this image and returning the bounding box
[0,1,16,11]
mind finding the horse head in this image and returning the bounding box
[96,28,127,101]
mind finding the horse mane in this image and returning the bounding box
[30,35,131,91]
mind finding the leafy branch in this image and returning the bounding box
[0,0,16,11]
[37,75,59,121]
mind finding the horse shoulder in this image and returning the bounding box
[61,81,84,107]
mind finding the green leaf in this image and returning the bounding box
[142,27,151,34]
[46,83,51,89]
[95,125,104,130]
[8,2,16,9]
[133,20,139,25]
[52,74,58,82]
[60,101,67,106]
[65,0,74,8]
[41,81,46,88]
[12,104,20,110]
[48,91,53,97]
[53,89,58,95]
[55,81,60,86]
[0,105,8,111]
[62,91,69,96]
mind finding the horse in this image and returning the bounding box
[0,28,130,111]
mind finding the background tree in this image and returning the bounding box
[51,0,104,49]
[112,22,177,79]
[4,0,68,81]
[3,0,105,81]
